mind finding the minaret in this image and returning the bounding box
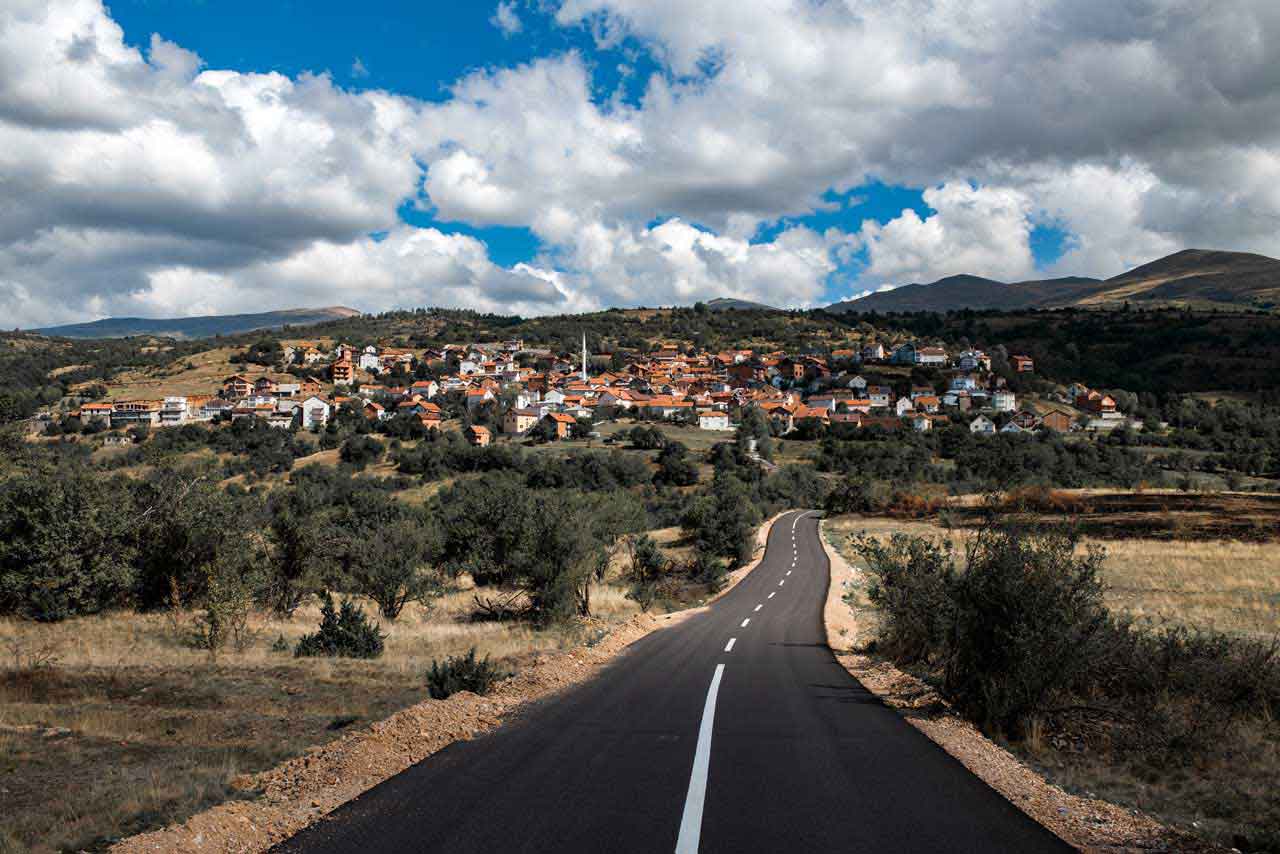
[581,332,588,382]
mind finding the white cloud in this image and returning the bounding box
[490,1,523,37]
[5,0,1280,324]
[351,57,369,79]
[856,183,1037,286]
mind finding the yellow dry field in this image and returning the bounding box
[0,573,652,852]
[825,515,1280,637]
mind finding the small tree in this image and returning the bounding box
[340,515,444,620]
[295,593,386,658]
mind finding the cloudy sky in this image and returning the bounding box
[3,0,1279,326]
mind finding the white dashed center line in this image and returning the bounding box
[754,604,762,612]
[724,638,736,653]
[786,570,792,576]
[768,592,776,599]
[675,664,724,854]
[740,618,750,628]
[778,579,785,586]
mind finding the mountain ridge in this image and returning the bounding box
[827,249,1280,313]
[33,306,362,340]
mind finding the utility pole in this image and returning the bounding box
[581,332,588,382]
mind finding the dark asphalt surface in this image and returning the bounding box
[274,509,1071,853]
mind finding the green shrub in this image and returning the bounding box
[945,524,1107,734]
[426,647,506,699]
[851,532,954,664]
[294,593,385,659]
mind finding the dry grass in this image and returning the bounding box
[827,515,1280,638]
[0,574,645,853]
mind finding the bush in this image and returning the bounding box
[426,647,506,699]
[294,593,386,659]
[851,533,954,664]
[944,524,1107,733]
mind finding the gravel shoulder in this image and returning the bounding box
[816,517,1225,854]
[111,512,787,854]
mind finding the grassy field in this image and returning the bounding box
[0,543,697,853]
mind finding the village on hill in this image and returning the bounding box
[57,334,1132,444]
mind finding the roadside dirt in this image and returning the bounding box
[111,513,785,854]
[816,518,1227,854]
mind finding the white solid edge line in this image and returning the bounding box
[724,638,736,653]
[675,664,726,854]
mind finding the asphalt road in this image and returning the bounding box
[275,509,1071,853]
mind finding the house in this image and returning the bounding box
[301,347,325,365]
[253,377,278,396]
[891,343,919,365]
[895,397,915,417]
[409,380,438,399]
[969,415,996,435]
[1000,421,1027,434]
[914,395,941,413]
[991,390,1017,412]
[110,400,161,427]
[956,350,990,371]
[865,386,892,409]
[911,414,933,432]
[222,374,253,399]
[159,396,189,426]
[464,425,491,447]
[358,346,381,372]
[1076,391,1118,417]
[275,382,300,398]
[1040,409,1075,433]
[299,396,331,430]
[364,401,389,422]
[465,388,494,410]
[847,375,867,391]
[1011,355,1035,373]
[503,408,541,436]
[201,399,234,421]
[861,343,885,361]
[698,412,731,431]
[949,374,980,392]
[78,402,114,424]
[917,346,947,366]
[331,358,355,386]
[541,412,578,439]
[1012,410,1041,430]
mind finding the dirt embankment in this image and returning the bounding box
[816,518,1226,854]
[113,513,787,854]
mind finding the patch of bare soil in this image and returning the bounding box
[816,519,1226,854]
[957,491,1280,543]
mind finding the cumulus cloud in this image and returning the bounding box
[857,183,1037,286]
[4,0,1280,324]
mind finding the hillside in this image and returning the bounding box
[704,297,778,312]
[33,306,362,340]
[829,249,1280,312]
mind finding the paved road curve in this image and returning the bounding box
[275,510,1070,853]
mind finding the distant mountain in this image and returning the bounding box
[703,297,778,312]
[33,306,362,340]
[827,249,1280,313]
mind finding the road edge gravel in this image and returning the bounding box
[111,512,788,854]
[816,516,1226,854]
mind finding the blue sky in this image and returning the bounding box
[12,0,1259,325]
[107,0,1070,303]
